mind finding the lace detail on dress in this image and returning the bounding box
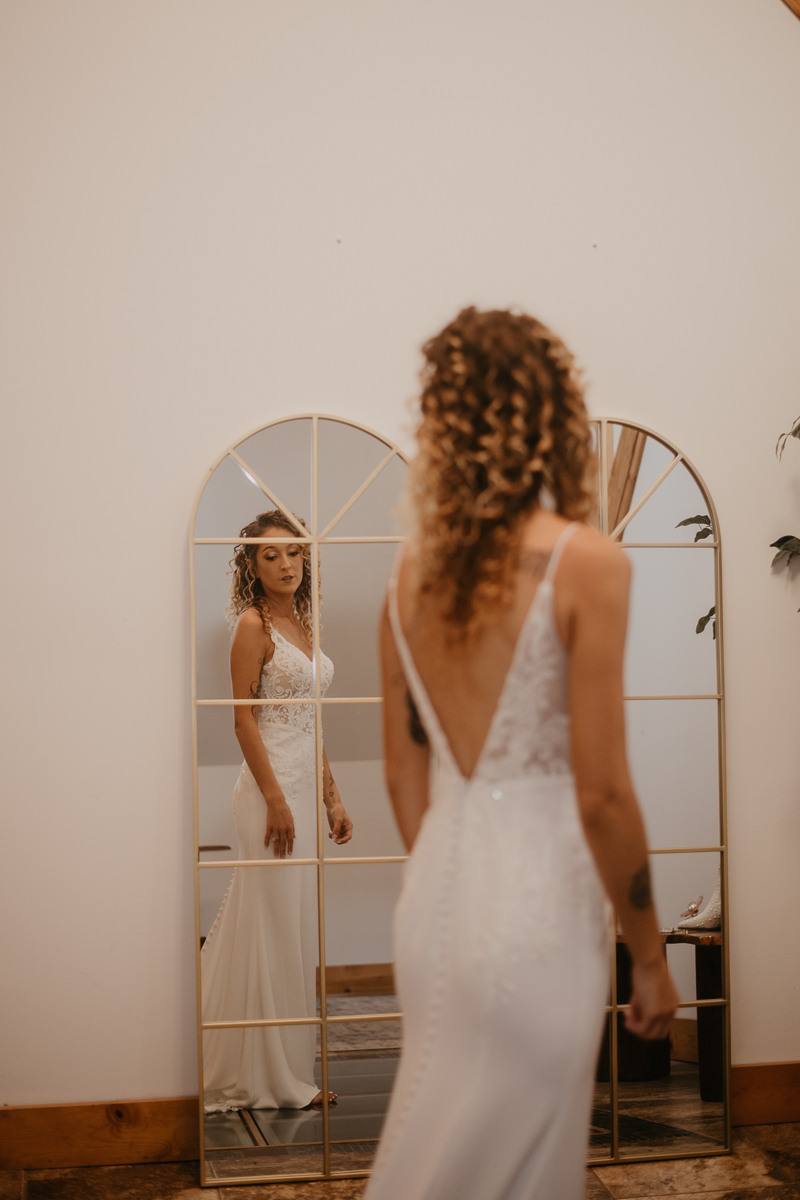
[474,581,571,782]
[387,522,578,785]
[257,631,333,738]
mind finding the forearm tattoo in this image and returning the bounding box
[629,862,653,911]
[406,690,428,746]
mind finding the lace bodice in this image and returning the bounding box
[389,524,577,784]
[258,630,333,738]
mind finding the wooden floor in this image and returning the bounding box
[2,1123,798,1199]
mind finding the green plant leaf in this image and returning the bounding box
[770,536,800,568]
[676,514,711,528]
[696,606,715,635]
[694,527,714,541]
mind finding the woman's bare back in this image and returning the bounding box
[395,510,577,780]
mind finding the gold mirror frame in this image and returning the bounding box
[190,414,410,1186]
[189,414,729,1185]
[591,417,730,1166]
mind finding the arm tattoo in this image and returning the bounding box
[406,690,428,746]
[248,656,265,719]
[629,863,653,911]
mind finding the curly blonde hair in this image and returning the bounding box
[411,306,596,634]
[228,510,313,641]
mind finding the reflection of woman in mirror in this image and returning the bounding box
[368,309,678,1200]
[202,509,352,1112]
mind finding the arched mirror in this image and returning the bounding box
[589,419,729,1166]
[191,414,729,1187]
[191,415,409,1186]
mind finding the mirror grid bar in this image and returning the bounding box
[195,697,384,705]
[198,855,408,867]
[202,1012,403,1030]
[311,416,332,1176]
[604,998,727,1013]
[193,537,402,547]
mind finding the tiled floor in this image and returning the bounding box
[2,1124,797,1199]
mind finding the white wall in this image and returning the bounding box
[1,0,799,1105]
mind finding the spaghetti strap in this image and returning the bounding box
[543,521,579,585]
[386,548,461,777]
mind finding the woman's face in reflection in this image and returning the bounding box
[252,527,305,600]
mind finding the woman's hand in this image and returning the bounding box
[321,753,353,845]
[625,957,679,1041]
[265,795,295,859]
[326,801,353,845]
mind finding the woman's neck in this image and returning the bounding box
[264,593,295,621]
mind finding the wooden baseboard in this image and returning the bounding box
[0,1098,199,1171]
[2,1060,797,1169]
[731,1061,800,1126]
[317,962,395,994]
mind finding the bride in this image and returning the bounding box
[201,509,353,1112]
[366,308,678,1199]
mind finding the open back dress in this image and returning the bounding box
[365,523,609,1200]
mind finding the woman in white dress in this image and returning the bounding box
[367,309,678,1200]
[201,510,353,1112]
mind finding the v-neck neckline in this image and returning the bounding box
[272,627,313,663]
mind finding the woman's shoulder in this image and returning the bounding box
[237,606,267,631]
[560,522,631,601]
[231,607,276,658]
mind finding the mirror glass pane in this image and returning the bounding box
[651,852,723,1003]
[616,1062,724,1158]
[624,549,717,698]
[604,424,712,545]
[625,701,720,849]
[197,705,319,862]
[317,419,393,534]
[202,1023,324,1182]
[194,545,235,700]
[325,1032,401,1174]
[195,420,312,541]
[615,852,725,1159]
[328,455,408,538]
[320,542,397,698]
[234,419,313,528]
[200,865,319,1023]
[322,708,404,861]
[324,863,404,988]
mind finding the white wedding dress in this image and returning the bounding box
[201,628,333,1112]
[365,524,610,1200]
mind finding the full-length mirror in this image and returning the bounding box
[192,415,728,1186]
[590,419,729,1165]
[192,416,408,1186]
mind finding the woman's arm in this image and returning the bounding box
[380,601,431,852]
[560,532,679,1040]
[230,609,295,858]
[321,749,353,844]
